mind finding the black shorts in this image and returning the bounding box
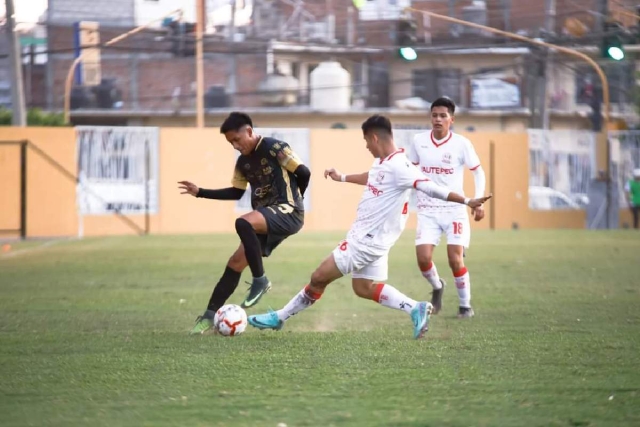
[256,205,304,256]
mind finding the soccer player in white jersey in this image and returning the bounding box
[248,115,491,339]
[406,97,487,319]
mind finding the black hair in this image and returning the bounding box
[430,97,456,115]
[361,115,393,137]
[220,112,253,134]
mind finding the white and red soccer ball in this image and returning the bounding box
[213,304,248,336]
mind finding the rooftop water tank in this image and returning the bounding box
[310,61,351,111]
[259,73,300,106]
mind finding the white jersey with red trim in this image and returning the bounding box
[346,149,426,251]
[406,130,480,212]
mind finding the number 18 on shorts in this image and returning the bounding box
[415,211,471,248]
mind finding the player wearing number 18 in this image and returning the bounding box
[406,97,487,318]
[179,112,311,335]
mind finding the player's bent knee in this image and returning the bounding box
[417,256,433,271]
[352,280,375,299]
[228,253,248,271]
[448,256,464,271]
[310,268,330,289]
[416,245,434,270]
[234,217,252,234]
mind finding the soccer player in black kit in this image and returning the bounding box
[179,112,311,335]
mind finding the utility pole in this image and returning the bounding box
[540,0,556,130]
[327,0,336,43]
[501,0,511,33]
[228,0,237,106]
[544,0,556,32]
[5,0,26,126]
[597,0,611,229]
[196,0,205,127]
[597,0,608,35]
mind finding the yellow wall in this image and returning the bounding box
[0,128,78,238]
[0,127,604,239]
[0,143,22,238]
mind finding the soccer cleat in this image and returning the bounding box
[190,311,215,335]
[248,310,284,331]
[410,301,432,339]
[457,306,475,319]
[241,276,272,308]
[430,278,446,315]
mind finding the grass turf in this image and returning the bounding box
[1,230,639,426]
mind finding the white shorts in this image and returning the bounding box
[415,209,471,248]
[332,240,389,281]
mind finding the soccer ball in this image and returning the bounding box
[214,304,248,337]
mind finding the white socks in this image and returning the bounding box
[276,285,322,321]
[421,261,443,290]
[372,283,417,314]
[453,267,471,308]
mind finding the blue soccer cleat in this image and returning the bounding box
[248,309,284,331]
[410,301,433,339]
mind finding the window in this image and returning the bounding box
[412,68,461,104]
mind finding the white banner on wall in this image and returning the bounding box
[235,128,311,212]
[528,129,596,210]
[76,126,159,216]
[470,77,521,109]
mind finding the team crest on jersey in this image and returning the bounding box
[376,171,385,183]
[442,153,452,164]
[244,163,251,170]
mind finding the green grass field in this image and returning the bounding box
[1,230,640,427]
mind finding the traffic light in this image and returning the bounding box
[168,21,196,57]
[601,22,625,61]
[397,19,418,61]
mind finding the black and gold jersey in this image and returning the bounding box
[231,137,305,211]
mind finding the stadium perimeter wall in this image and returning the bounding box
[0,127,599,239]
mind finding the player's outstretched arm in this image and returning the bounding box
[324,168,368,185]
[178,181,245,200]
[414,180,491,208]
[293,164,311,196]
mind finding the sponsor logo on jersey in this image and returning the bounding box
[421,166,454,174]
[367,182,384,196]
[254,185,272,198]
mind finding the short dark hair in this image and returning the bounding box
[361,115,393,137]
[430,97,456,115]
[220,112,253,134]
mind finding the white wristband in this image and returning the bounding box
[340,174,346,182]
[464,197,471,206]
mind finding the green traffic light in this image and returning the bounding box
[607,46,624,60]
[399,47,418,61]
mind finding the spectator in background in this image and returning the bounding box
[626,168,640,229]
